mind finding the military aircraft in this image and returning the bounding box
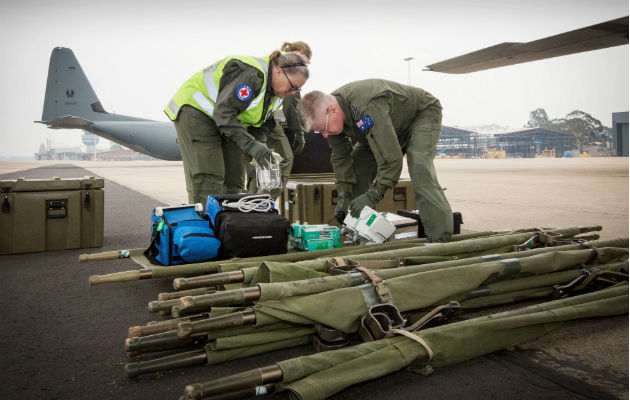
[425,16,628,74]
[36,47,181,160]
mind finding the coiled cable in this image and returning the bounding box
[221,195,274,213]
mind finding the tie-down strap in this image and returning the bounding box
[581,241,604,257]
[355,266,392,304]
[390,329,434,363]
[327,257,404,275]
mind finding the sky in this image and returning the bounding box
[0,0,627,157]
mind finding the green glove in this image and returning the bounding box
[349,188,383,217]
[292,131,306,155]
[249,141,274,166]
[335,191,352,224]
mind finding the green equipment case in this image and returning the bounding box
[278,175,416,225]
[289,223,342,251]
[0,176,104,255]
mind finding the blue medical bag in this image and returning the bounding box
[145,204,220,265]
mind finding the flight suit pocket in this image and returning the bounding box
[411,116,442,150]
[366,131,404,165]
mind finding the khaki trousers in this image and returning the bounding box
[174,107,247,204]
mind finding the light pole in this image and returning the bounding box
[403,57,413,85]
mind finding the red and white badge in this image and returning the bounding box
[235,84,253,101]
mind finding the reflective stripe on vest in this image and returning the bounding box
[202,62,220,105]
[165,55,277,127]
[266,97,283,120]
[167,99,180,117]
[202,56,269,112]
[192,91,215,115]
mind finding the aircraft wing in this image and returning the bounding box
[425,16,629,74]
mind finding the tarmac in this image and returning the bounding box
[0,158,628,400]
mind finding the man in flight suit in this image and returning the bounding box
[297,79,453,242]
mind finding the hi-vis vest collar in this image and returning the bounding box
[166,55,283,127]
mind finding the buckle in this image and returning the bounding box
[355,266,393,304]
[552,268,629,299]
[358,303,406,342]
[326,257,359,275]
[1,195,9,213]
[513,231,567,251]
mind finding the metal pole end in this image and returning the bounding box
[184,383,203,399]
[125,362,140,379]
[178,321,193,337]
[128,326,142,338]
[179,296,195,309]
[125,337,139,352]
[173,278,185,291]
[147,301,160,313]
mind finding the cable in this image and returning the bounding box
[221,195,274,213]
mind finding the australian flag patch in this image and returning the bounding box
[355,114,374,133]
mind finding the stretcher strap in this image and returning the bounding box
[333,257,348,266]
[355,266,392,304]
[582,241,604,257]
[390,329,434,362]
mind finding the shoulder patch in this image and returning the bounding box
[235,84,253,102]
[355,114,374,133]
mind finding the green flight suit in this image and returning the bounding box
[170,59,277,204]
[328,79,453,242]
[247,94,302,199]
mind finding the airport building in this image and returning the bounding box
[613,111,629,157]
[35,144,155,161]
[436,126,481,158]
[35,146,90,161]
[436,127,580,159]
[492,128,577,158]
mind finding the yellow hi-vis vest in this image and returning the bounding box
[164,55,282,128]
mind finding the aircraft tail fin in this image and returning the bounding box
[40,47,109,123]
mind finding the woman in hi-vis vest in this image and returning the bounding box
[165,51,309,204]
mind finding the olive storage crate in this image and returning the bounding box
[279,176,416,225]
[0,176,104,255]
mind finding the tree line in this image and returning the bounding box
[525,108,612,152]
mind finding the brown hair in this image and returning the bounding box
[280,41,312,60]
[268,51,309,80]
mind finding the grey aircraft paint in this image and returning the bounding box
[36,47,182,160]
[425,16,629,74]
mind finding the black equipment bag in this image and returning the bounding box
[215,209,290,259]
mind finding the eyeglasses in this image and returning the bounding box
[282,68,301,93]
[313,110,329,134]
